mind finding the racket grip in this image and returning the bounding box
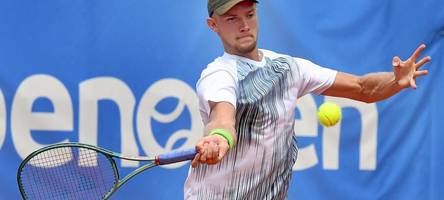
[156,148,197,165]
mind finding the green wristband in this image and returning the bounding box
[209,128,235,149]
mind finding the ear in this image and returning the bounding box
[207,17,219,33]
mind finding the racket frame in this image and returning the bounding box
[17,142,167,200]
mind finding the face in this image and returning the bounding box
[208,1,258,55]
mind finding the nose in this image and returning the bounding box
[239,18,250,32]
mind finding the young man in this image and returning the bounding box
[184,0,431,199]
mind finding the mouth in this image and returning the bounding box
[237,35,254,41]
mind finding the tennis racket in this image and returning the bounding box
[17,142,196,200]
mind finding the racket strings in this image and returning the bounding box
[19,146,117,200]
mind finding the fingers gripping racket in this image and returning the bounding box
[17,143,196,200]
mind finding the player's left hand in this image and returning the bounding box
[392,44,432,89]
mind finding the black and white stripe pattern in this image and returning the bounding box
[190,56,299,200]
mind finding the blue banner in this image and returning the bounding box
[0,1,443,199]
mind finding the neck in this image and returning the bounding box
[225,48,261,61]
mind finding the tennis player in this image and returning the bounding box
[184,0,431,199]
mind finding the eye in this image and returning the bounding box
[226,17,235,22]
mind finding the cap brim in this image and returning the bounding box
[214,0,258,16]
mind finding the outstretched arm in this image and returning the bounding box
[322,44,432,103]
[191,101,237,168]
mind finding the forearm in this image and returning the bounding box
[359,72,403,103]
[206,101,237,145]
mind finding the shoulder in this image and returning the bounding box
[292,57,315,66]
[201,55,237,78]
[197,55,238,90]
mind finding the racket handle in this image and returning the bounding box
[156,148,197,165]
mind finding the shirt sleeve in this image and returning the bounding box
[294,57,337,98]
[196,66,237,122]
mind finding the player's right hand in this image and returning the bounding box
[191,135,229,168]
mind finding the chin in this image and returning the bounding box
[236,42,257,54]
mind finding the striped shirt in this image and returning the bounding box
[184,49,337,200]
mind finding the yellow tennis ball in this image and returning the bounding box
[317,102,342,127]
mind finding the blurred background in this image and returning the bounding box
[0,0,443,199]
